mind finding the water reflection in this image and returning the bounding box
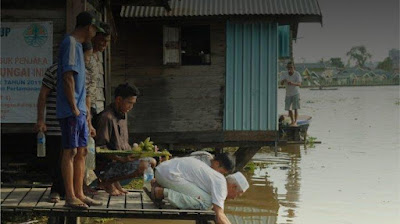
[225,145,302,224]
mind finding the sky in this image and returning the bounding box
[293,0,400,63]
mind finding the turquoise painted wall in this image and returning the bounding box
[278,25,290,58]
[225,22,278,131]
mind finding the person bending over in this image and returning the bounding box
[149,157,249,224]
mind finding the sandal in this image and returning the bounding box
[81,197,103,207]
[49,192,60,203]
[64,198,89,209]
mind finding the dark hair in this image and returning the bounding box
[214,153,236,174]
[75,11,103,32]
[287,62,294,67]
[97,22,111,36]
[76,11,94,28]
[114,83,140,99]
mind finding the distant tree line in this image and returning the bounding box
[376,57,394,72]
[323,45,398,73]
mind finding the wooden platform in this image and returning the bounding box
[1,185,215,222]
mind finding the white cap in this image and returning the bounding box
[230,172,249,192]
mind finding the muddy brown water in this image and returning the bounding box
[104,86,400,224]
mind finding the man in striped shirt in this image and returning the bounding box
[34,63,64,203]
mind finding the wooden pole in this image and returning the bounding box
[196,219,211,224]
[47,216,65,224]
[104,4,112,106]
[65,216,80,224]
[233,147,260,171]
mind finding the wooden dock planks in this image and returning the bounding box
[19,187,47,207]
[1,187,30,207]
[108,193,126,209]
[125,191,142,209]
[1,186,215,222]
[1,187,14,203]
[35,187,54,209]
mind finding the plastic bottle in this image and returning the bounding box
[86,137,96,170]
[37,131,46,157]
[143,163,154,190]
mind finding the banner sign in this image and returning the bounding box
[1,22,53,123]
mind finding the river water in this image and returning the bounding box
[118,86,400,224]
[225,86,400,224]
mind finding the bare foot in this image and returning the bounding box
[114,181,129,194]
[104,182,121,196]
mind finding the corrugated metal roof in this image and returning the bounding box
[120,0,322,19]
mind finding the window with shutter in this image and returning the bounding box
[163,26,180,65]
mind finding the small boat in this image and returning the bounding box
[279,115,312,142]
[279,114,312,127]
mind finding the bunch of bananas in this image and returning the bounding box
[133,137,155,152]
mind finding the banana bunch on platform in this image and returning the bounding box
[133,137,155,152]
[98,137,171,158]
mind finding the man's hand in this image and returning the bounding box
[287,81,300,86]
[72,107,80,117]
[34,120,47,132]
[213,204,231,224]
[116,155,139,163]
[125,154,138,162]
[89,124,96,137]
[287,81,292,85]
[36,85,51,133]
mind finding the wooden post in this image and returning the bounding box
[196,219,211,224]
[48,216,77,224]
[233,147,260,171]
[47,216,65,224]
[274,133,279,157]
[104,4,112,106]
[65,216,80,224]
